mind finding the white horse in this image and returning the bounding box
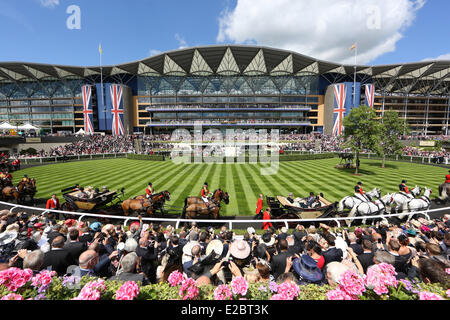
[345,193,392,227]
[389,186,421,214]
[397,187,432,221]
[337,188,381,213]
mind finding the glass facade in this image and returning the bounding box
[0,79,85,132]
[137,75,320,134]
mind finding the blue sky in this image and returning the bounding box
[0,0,448,67]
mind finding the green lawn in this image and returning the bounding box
[12,158,448,216]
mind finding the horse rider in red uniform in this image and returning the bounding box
[354,182,370,202]
[262,207,272,231]
[445,170,450,184]
[399,180,414,199]
[145,182,155,206]
[255,194,264,219]
[146,182,155,198]
[46,194,60,210]
[201,182,211,207]
[4,171,12,180]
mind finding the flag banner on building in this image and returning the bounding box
[365,84,375,108]
[109,84,124,135]
[332,83,347,136]
[81,85,94,134]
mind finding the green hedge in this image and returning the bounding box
[126,154,166,161]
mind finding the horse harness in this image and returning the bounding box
[355,198,387,215]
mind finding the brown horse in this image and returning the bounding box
[17,179,37,203]
[182,189,229,220]
[2,186,20,203]
[438,182,450,202]
[122,191,171,216]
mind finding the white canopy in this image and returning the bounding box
[75,128,86,135]
[0,122,16,130]
[18,123,39,131]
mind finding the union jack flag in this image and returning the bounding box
[81,85,94,134]
[332,83,347,136]
[365,84,375,108]
[110,84,124,135]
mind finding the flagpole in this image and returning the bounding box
[99,43,106,133]
[353,44,357,108]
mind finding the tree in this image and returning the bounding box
[342,105,381,175]
[377,111,410,168]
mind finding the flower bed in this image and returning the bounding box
[0,267,447,301]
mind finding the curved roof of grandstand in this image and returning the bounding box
[1,45,449,95]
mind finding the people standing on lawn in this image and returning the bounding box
[262,207,272,231]
[46,194,60,210]
[255,194,264,219]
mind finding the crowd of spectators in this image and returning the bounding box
[0,208,448,291]
[12,132,450,161]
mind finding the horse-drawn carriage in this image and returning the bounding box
[266,194,337,228]
[60,186,125,213]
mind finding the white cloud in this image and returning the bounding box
[149,49,162,57]
[175,33,188,49]
[217,0,426,65]
[422,53,450,61]
[39,0,60,8]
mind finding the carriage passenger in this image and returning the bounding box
[77,187,88,199]
[306,192,316,208]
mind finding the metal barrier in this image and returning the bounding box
[1,201,447,230]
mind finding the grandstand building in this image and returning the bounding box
[0,45,449,136]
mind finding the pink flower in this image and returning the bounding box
[446,268,450,275]
[213,284,233,300]
[115,281,140,300]
[326,288,357,300]
[365,263,398,296]
[31,270,56,289]
[167,270,184,287]
[72,279,106,300]
[179,278,199,300]
[270,293,287,300]
[446,289,450,298]
[338,270,366,296]
[230,276,248,296]
[0,268,34,292]
[418,291,444,300]
[277,281,300,300]
[1,293,24,300]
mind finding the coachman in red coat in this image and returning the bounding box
[46,194,60,210]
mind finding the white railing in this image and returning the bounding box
[2,201,447,231]
[18,153,128,165]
